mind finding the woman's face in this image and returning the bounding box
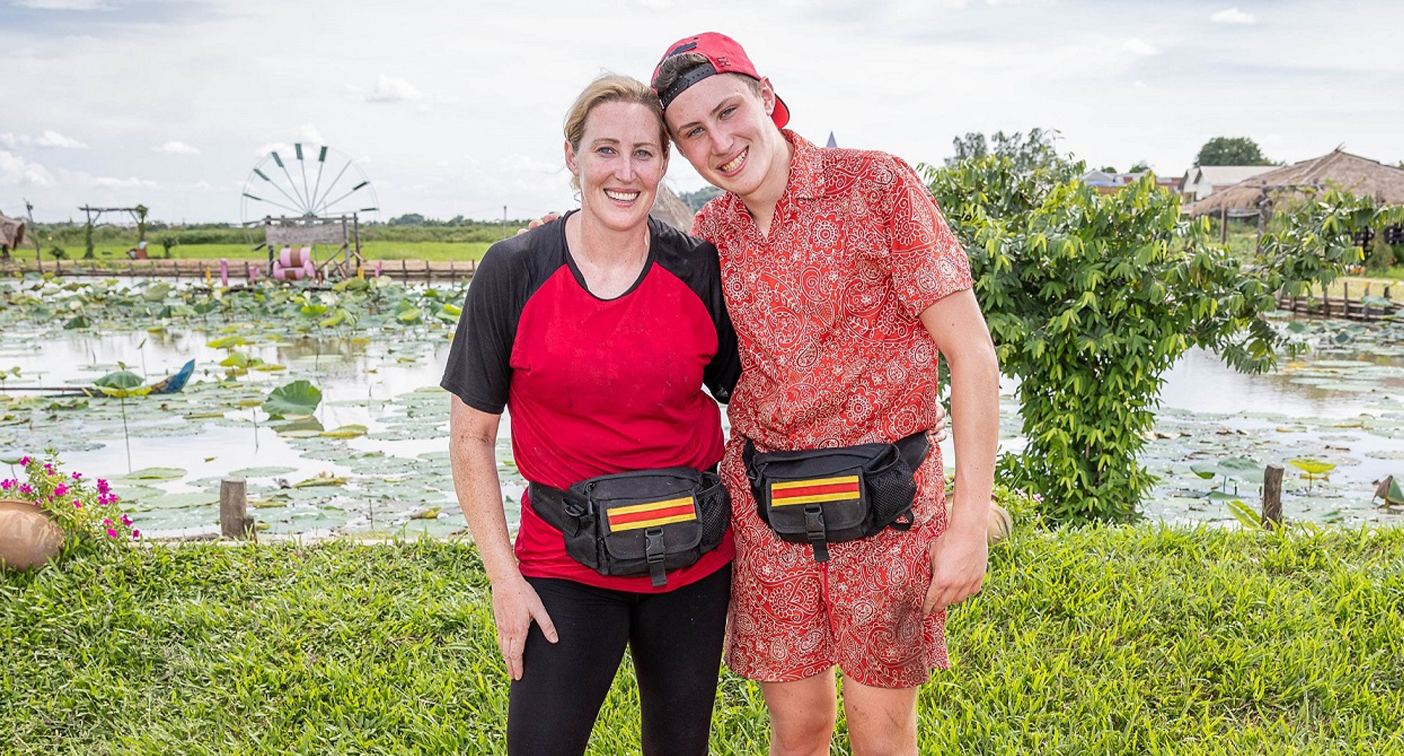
[565,101,668,233]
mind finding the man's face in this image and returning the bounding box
[664,73,783,202]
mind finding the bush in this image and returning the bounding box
[925,157,1311,524]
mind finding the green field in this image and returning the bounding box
[3,516,1401,754]
[2,241,494,263]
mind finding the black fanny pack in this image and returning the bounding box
[528,467,729,587]
[743,432,930,563]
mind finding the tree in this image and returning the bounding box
[945,128,1067,176]
[1195,137,1272,166]
[1129,161,1152,173]
[389,213,426,226]
[922,151,1368,524]
[678,186,721,212]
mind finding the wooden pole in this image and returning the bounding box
[1262,465,1284,528]
[220,478,253,540]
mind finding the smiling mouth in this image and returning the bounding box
[604,190,640,202]
[718,148,747,174]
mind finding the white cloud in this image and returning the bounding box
[366,74,424,103]
[34,130,89,149]
[11,0,114,9]
[154,140,201,155]
[0,150,57,187]
[89,175,160,189]
[1122,38,1159,56]
[1212,8,1256,24]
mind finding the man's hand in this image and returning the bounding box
[931,403,949,444]
[491,574,559,680]
[515,212,562,235]
[922,515,988,615]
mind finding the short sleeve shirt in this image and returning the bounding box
[693,130,973,462]
[441,212,739,592]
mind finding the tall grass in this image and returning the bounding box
[2,523,1401,754]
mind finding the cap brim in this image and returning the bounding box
[771,94,790,129]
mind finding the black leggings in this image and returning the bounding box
[506,564,731,756]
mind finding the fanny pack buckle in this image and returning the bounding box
[644,527,667,587]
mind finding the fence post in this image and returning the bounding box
[220,478,254,540]
[1262,465,1284,528]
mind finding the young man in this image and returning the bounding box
[652,33,1000,755]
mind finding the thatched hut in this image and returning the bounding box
[649,184,696,232]
[0,210,25,258]
[1188,149,1404,218]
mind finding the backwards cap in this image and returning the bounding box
[651,32,790,129]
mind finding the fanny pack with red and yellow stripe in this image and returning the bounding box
[743,431,930,562]
[528,467,729,587]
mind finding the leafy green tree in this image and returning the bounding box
[1129,161,1152,173]
[923,154,1386,524]
[1195,137,1272,166]
[945,128,1066,175]
[389,213,426,226]
[678,185,721,212]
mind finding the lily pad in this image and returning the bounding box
[264,380,322,419]
[120,467,187,481]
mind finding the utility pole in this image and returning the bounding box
[23,198,42,272]
[501,205,507,239]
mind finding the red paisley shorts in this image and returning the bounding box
[721,435,950,689]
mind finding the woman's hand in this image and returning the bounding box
[491,574,559,680]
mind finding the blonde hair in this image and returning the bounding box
[563,74,668,190]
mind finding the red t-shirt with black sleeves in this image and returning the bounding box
[441,212,739,592]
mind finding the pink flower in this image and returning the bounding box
[131,529,141,539]
[18,483,32,495]
[73,499,82,508]
[103,518,113,527]
[18,456,29,466]
[72,471,82,481]
[121,515,133,527]
[43,464,54,475]
[107,528,118,538]
[0,479,12,491]
[53,483,68,498]
[97,479,110,494]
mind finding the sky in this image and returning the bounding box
[2,0,1402,225]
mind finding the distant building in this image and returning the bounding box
[1179,166,1273,202]
[1188,149,1404,218]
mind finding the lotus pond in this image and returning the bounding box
[2,274,1402,539]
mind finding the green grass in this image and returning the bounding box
[3,520,1401,754]
[2,241,493,264]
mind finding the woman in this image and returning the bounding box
[441,74,739,756]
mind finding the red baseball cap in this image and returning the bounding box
[651,32,790,129]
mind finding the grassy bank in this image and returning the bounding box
[3,523,1401,754]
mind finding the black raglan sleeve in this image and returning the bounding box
[440,241,523,414]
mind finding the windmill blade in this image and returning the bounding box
[315,181,369,216]
[309,145,329,211]
[252,168,307,211]
[272,151,311,213]
[242,192,302,216]
[310,158,354,216]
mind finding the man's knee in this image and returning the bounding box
[762,675,838,756]
[842,680,919,756]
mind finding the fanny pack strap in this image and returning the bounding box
[743,430,931,471]
[526,482,588,534]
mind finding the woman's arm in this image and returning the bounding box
[449,394,558,680]
[917,289,999,615]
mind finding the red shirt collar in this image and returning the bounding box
[781,129,825,201]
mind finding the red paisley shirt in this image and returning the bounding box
[693,131,973,461]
